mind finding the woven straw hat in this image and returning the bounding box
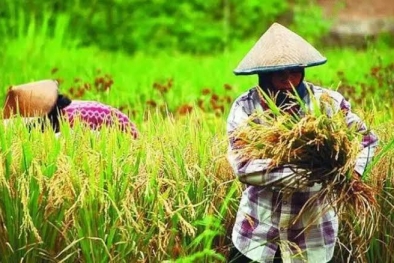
[3,79,59,119]
[234,22,327,75]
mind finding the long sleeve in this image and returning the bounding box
[339,98,379,176]
[226,90,299,186]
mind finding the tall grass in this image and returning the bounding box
[1,109,394,262]
[364,123,394,263]
[330,120,394,263]
[0,112,240,262]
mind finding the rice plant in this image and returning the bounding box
[0,111,240,262]
[354,123,394,263]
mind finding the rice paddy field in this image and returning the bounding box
[0,15,394,263]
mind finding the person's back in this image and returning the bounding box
[62,100,138,138]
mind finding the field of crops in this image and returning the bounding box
[0,3,394,262]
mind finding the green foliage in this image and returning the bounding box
[290,0,333,45]
[0,32,393,122]
[0,0,292,54]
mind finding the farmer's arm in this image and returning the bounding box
[340,98,379,176]
[226,98,297,186]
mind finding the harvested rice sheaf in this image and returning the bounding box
[232,90,377,206]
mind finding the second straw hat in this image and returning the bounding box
[3,79,59,118]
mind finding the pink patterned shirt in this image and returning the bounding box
[61,100,138,138]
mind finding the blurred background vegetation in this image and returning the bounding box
[0,0,331,54]
[0,0,392,120]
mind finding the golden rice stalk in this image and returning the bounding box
[232,89,372,194]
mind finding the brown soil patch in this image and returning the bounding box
[317,0,394,20]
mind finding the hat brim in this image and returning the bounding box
[234,60,327,75]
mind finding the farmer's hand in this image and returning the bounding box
[352,170,362,179]
[349,170,364,193]
[280,168,313,189]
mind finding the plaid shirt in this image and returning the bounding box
[227,83,379,263]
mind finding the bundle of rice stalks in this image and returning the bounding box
[231,87,379,259]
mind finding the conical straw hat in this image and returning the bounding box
[234,22,327,75]
[3,79,59,119]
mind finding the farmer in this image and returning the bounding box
[226,22,379,262]
[3,79,138,138]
